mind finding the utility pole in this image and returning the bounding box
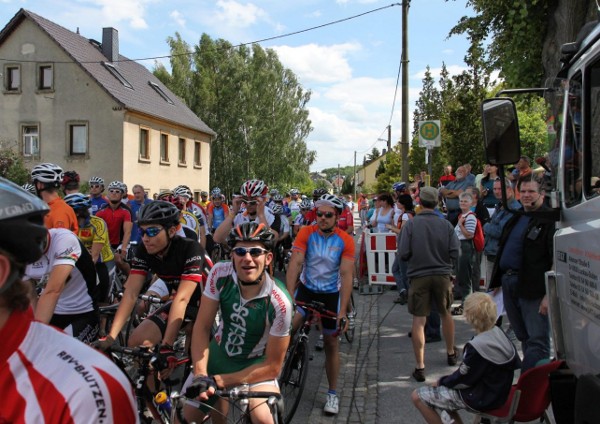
[387,125,391,152]
[337,163,341,194]
[353,151,357,200]
[401,0,410,183]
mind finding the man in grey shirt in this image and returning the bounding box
[398,186,460,382]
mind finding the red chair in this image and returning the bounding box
[473,360,565,424]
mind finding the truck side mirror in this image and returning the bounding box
[481,98,521,165]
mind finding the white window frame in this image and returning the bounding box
[22,124,40,158]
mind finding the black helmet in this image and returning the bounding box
[0,178,49,264]
[227,222,275,251]
[137,201,180,228]
[61,171,80,188]
[313,188,328,197]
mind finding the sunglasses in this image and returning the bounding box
[246,200,258,206]
[139,227,163,238]
[232,247,269,257]
[316,211,335,218]
[90,184,101,188]
[108,189,122,194]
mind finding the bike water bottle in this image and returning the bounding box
[154,391,172,415]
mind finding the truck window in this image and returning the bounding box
[588,60,600,198]
[563,74,582,207]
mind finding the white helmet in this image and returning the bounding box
[31,163,63,185]
[271,204,284,214]
[240,179,268,198]
[107,180,125,193]
[314,194,344,214]
[89,176,105,187]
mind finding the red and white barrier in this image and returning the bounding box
[365,232,397,286]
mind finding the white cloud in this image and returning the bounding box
[82,0,150,29]
[272,43,361,84]
[214,0,267,29]
[170,10,186,28]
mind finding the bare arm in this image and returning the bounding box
[121,221,133,251]
[338,259,354,322]
[162,279,198,346]
[90,242,103,263]
[107,273,146,341]
[35,264,73,323]
[191,297,220,376]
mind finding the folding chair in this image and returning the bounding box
[472,360,564,424]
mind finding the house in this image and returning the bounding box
[356,154,386,191]
[0,9,216,199]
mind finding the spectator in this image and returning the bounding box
[466,187,490,295]
[479,164,500,210]
[438,165,455,187]
[464,163,476,186]
[510,156,533,200]
[370,192,395,233]
[412,292,521,423]
[129,184,152,244]
[489,175,555,372]
[391,194,414,304]
[358,193,369,227]
[398,186,460,382]
[440,166,473,226]
[346,194,355,212]
[453,192,478,314]
[60,170,80,196]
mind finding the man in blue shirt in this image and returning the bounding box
[129,184,152,244]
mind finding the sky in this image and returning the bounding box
[0,0,475,172]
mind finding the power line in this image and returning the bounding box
[0,3,402,64]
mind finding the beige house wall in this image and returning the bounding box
[123,112,211,197]
[357,156,386,189]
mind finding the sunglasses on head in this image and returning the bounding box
[316,211,335,218]
[139,227,163,238]
[232,247,269,257]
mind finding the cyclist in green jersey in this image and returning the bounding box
[184,222,293,424]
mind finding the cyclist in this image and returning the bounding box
[96,181,133,274]
[271,203,292,271]
[199,190,210,208]
[176,185,211,246]
[0,177,137,423]
[206,189,230,233]
[88,176,108,215]
[288,188,301,221]
[293,197,314,236]
[213,179,280,244]
[336,195,355,236]
[24,225,100,343]
[96,201,206,364]
[304,187,327,225]
[60,170,80,195]
[286,194,355,415]
[183,222,293,424]
[31,163,78,232]
[64,193,116,305]
[21,182,36,195]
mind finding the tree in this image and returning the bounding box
[375,143,402,193]
[0,140,30,185]
[154,33,315,197]
[365,148,381,164]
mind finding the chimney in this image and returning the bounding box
[102,27,119,62]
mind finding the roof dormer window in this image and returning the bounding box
[148,81,174,104]
[103,62,133,89]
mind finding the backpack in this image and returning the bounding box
[467,212,485,252]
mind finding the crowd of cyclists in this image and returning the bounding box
[1,161,362,423]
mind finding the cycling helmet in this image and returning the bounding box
[200,191,209,197]
[61,171,80,187]
[0,177,49,265]
[64,193,91,210]
[272,193,284,202]
[290,188,299,195]
[313,188,328,197]
[240,179,268,198]
[137,201,180,228]
[314,194,344,214]
[157,190,174,201]
[269,188,279,196]
[21,183,36,196]
[392,181,407,192]
[89,176,105,187]
[31,163,63,186]
[271,204,283,215]
[173,185,192,199]
[227,222,275,251]
[121,183,128,194]
[107,181,125,193]
[211,187,222,198]
[300,198,313,210]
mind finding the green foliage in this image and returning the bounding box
[374,160,386,178]
[515,96,547,160]
[375,143,402,193]
[448,0,550,87]
[0,141,30,184]
[79,181,90,195]
[320,165,354,181]
[365,148,381,164]
[154,33,315,198]
[341,176,354,194]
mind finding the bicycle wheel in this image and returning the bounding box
[345,293,356,343]
[279,338,309,424]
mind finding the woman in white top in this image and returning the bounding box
[370,192,395,233]
[453,192,477,313]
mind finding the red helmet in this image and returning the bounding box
[240,179,268,198]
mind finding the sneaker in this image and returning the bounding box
[412,368,426,382]
[447,346,459,366]
[315,335,324,351]
[324,393,339,414]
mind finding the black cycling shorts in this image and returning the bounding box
[294,284,340,334]
[50,309,100,344]
[146,300,199,337]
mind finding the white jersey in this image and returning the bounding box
[280,215,291,235]
[24,228,95,315]
[233,207,276,227]
[1,307,138,423]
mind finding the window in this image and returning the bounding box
[563,74,582,207]
[69,122,88,156]
[148,81,174,104]
[178,138,186,165]
[160,133,169,163]
[140,128,150,160]
[194,141,201,167]
[38,65,53,90]
[4,65,20,91]
[103,62,133,89]
[22,125,39,157]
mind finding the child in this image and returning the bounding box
[411,292,521,424]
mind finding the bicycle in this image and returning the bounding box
[278,300,346,424]
[107,343,190,424]
[345,293,357,343]
[172,384,284,424]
